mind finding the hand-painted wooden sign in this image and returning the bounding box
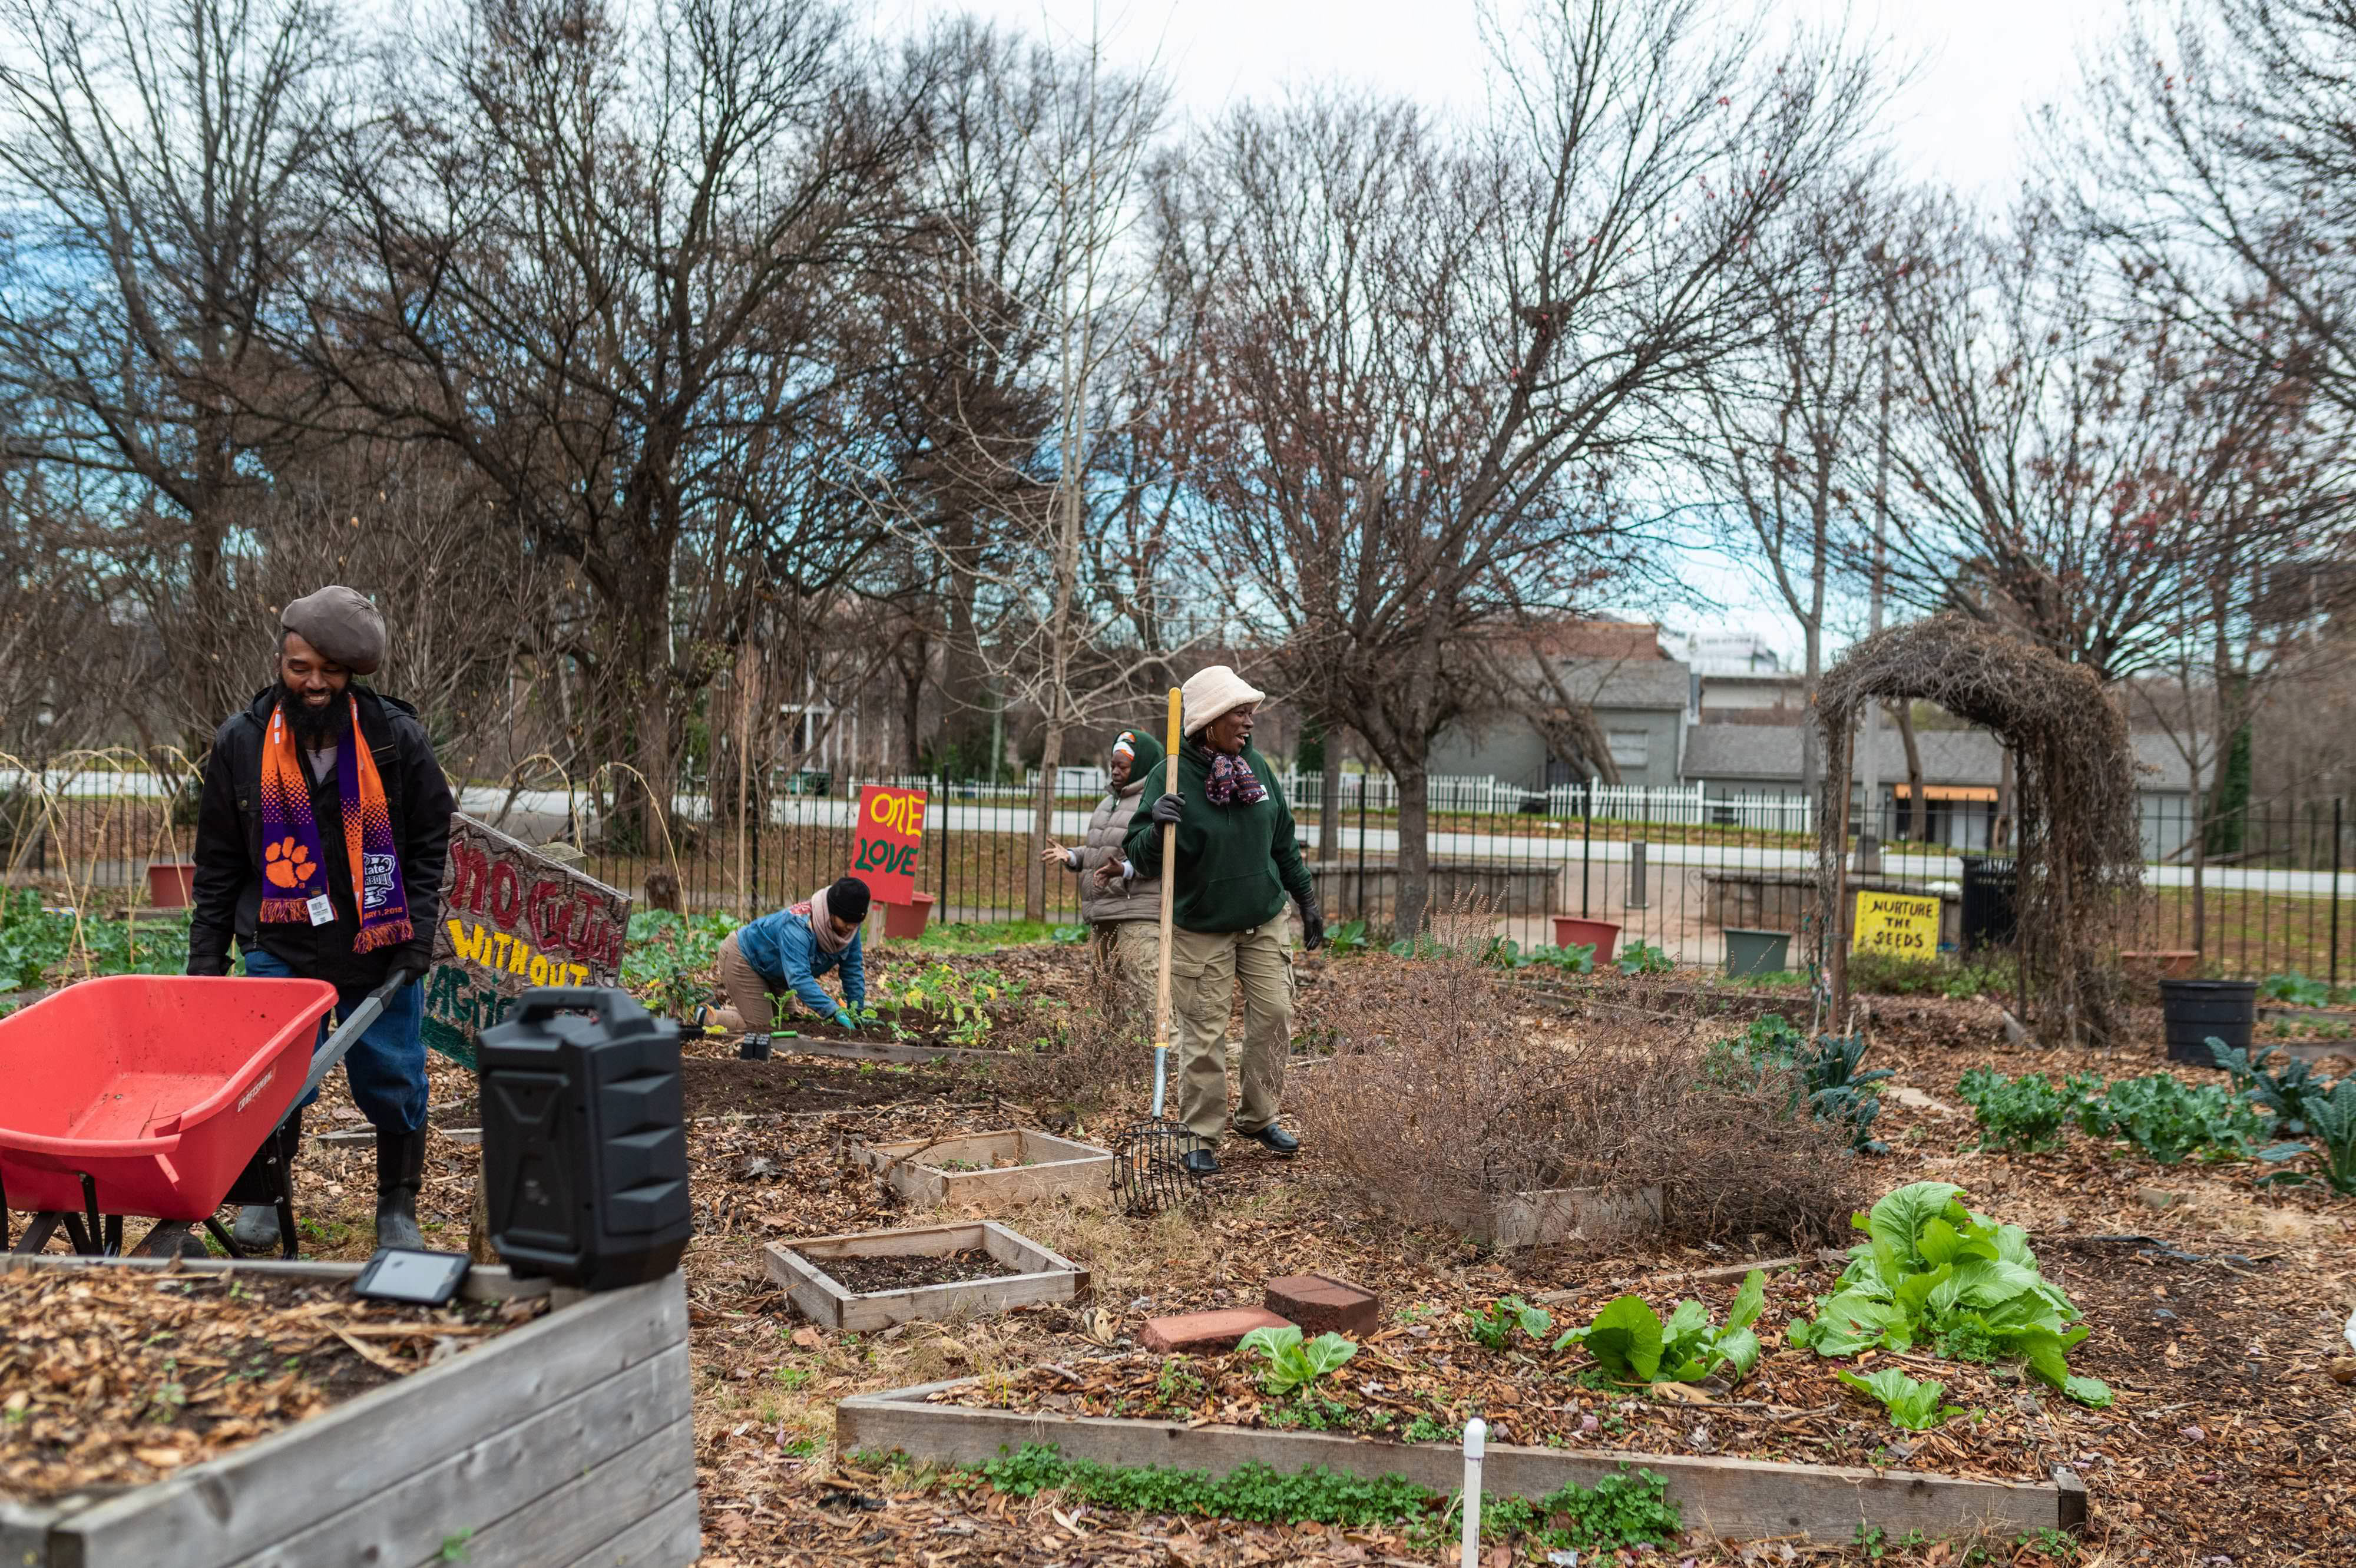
[420,814,633,1067]
[849,785,928,905]
[1851,889,1940,961]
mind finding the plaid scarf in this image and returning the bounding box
[1205,750,1268,806]
[258,693,413,952]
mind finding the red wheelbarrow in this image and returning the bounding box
[0,972,401,1258]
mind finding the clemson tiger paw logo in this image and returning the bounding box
[264,837,313,889]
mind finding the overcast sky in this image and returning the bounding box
[892,0,2129,660]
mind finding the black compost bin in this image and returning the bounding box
[2157,978,2257,1067]
[479,987,691,1291]
[1957,855,2018,953]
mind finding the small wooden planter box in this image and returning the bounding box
[853,1129,1113,1212]
[1435,1183,1663,1249]
[838,1376,2086,1546]
[764,1220,1090,1330]
[0,1255,699,1568]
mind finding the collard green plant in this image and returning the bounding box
[1709,1015,1888,1153]
[2259,972,2330,1007]
[1323,919,1371,957]
[1554,1270,1766,1385]
[1956,1069,2072,1152]
[1787,1183,2110,1407]
[1463,1296,1554,1351]
[1236,1325,1358,1397]
[1835,1368,1963,1431]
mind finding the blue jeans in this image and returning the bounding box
[241,949,429,1134]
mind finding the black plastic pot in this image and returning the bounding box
[2157,978,2256,1066]
[1957,855,2018,953]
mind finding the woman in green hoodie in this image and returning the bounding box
[1040,723,1165,998]
[1122,666,1324,1175]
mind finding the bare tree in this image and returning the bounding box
[294,0,920,843]
[1157,1,1881,933]
[2068,0,2356,424]
[0,0,342,745]
[1690,163,1907,797]
[849,15,1190,919]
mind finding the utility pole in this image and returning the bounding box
[1858,308,1892,876]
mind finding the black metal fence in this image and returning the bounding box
[8,765,2353,984]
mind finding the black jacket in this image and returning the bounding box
[187,687,455,986]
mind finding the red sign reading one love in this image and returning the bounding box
[849,785,928,905]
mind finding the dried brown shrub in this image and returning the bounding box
[1294,932,1857,1250]
[996,987,1150,1118]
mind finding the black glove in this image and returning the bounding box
[1296,895,1326,951]
[385,964,426,993]
[1150,793,1185,827]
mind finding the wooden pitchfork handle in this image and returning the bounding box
[1152,687,1182,1119]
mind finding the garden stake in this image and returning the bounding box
[1459,1417,1487,1566]
[1110,687,1203,1216]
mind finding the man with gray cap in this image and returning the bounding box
[187,586,455,1253]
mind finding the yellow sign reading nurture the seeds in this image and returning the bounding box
[1852,890,1940,961]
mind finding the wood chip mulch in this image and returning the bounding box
[0,1265,545,1501]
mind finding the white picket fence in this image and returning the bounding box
[1277,772,1816,831]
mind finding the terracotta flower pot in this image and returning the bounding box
[883,892,936,940]
[1550,915,1619,962]
[146,862,198,909]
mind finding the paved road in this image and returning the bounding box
[13,770,2345,897]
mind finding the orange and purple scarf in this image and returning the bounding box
[258,694,413,952]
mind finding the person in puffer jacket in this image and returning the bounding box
[1040,724,1164,1001]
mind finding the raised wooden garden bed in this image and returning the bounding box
[852,1129,1113,1212]
[0,1254,698,1568]
[1432,1182,1663,1249]
[763,1220,1090,1329]
[836,1375,2085,1545]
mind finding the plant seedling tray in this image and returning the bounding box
[763,1220,1090,1331]
[852,1129,1113,1213]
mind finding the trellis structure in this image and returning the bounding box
[1814,614,2143,1045]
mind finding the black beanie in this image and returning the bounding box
[829,876,872,923]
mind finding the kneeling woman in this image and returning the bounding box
[704,876,871,1050]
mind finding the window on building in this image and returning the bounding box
[1607,730,1650,769]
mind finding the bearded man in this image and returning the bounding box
[187,586,455,1252]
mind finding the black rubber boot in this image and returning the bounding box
[374,1127,429,1251]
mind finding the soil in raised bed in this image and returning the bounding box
[811,1248,1021,1295]
[0,1266,545,1501]
[678,1056,972,1119]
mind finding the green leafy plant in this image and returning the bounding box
[1800,1032,1892,1154]
[1463,1295,1553,1350]
[2086,1073,2266,1163]
[1050,924,1088,945]
[1554,1269,1765,1385]
[1615,940,1672,975]
[1957,1069,2072,1152]
[1835,1367,1963,1431]
[2210,1039,2329,1137]
[1235,1325,1358,1397]
[2258,1076,2356,1195]
[2260,971,2330,1007]
[1787,1183,2110,1407]
[1322,919,1371,957]
[1474,1466,1680,1553]
[621,908,742,1018]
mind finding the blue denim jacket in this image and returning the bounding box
[734,907,865,1016]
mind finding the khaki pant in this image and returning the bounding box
[706,931,776,1034]
[1168,917,1293,1144]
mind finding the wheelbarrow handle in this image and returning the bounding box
[297,971,412,1105]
